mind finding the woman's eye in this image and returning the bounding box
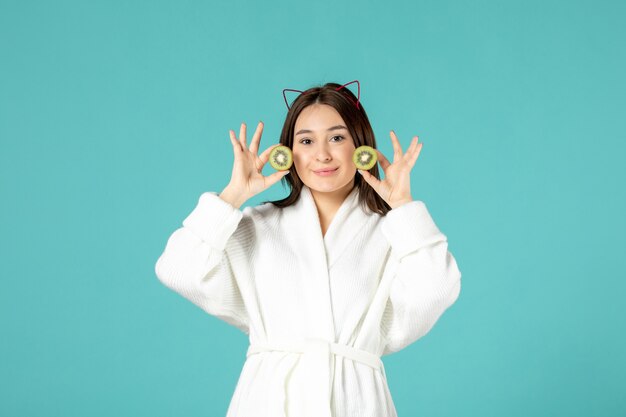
[299,136,344,145]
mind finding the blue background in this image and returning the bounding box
[1,0,624,415]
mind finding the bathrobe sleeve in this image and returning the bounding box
[155,191,250,334]
[379,200,461,355]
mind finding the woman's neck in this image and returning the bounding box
[309,181,355,234]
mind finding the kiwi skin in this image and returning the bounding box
[269,145,293,171]
[352,146,378,170]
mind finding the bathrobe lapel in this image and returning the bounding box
[281,185,368,341]
[320,186,370,270]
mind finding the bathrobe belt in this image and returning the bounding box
[246,338,386,417]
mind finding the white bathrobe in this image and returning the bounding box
[155,185,462,417]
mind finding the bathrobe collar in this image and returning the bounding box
[298,185,371,267]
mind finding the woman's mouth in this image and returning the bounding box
[313,167,338,176]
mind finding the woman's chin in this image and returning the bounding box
[303,177,353,195]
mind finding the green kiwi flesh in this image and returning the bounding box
[352,146,377,170]
[269,145,293,170]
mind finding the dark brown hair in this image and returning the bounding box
[263,82,391,216]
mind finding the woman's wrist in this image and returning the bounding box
[389,197,414,209]
[219,186,247,209]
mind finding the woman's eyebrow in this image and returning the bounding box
[295,125,348,135]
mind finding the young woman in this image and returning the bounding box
[155,81,462,417]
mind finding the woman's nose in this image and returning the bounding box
[316,145,332,161]
[316,153,331,161]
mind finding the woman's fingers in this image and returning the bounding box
[239,122,248,150]
[249,121,264,155]
[376,149,391,172]
[408,142,423,168]
[265,170,290,188]
[390,130,402,162]
[229,130,243,154]
[358,169,382,194]
[404,136,420,160]
[403,136,422,168]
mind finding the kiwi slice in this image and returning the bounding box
[269,145,293,170]
[353,146,377,170]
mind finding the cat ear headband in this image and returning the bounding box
[282,80,361,110]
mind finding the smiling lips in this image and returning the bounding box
[313,167,338,176]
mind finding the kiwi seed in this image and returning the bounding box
[269,145,293,171]
[352,146,377,170]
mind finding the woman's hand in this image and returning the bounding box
[357,131,423,209]
[220,122,289,208]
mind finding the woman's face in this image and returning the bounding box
[292,104,356,195]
